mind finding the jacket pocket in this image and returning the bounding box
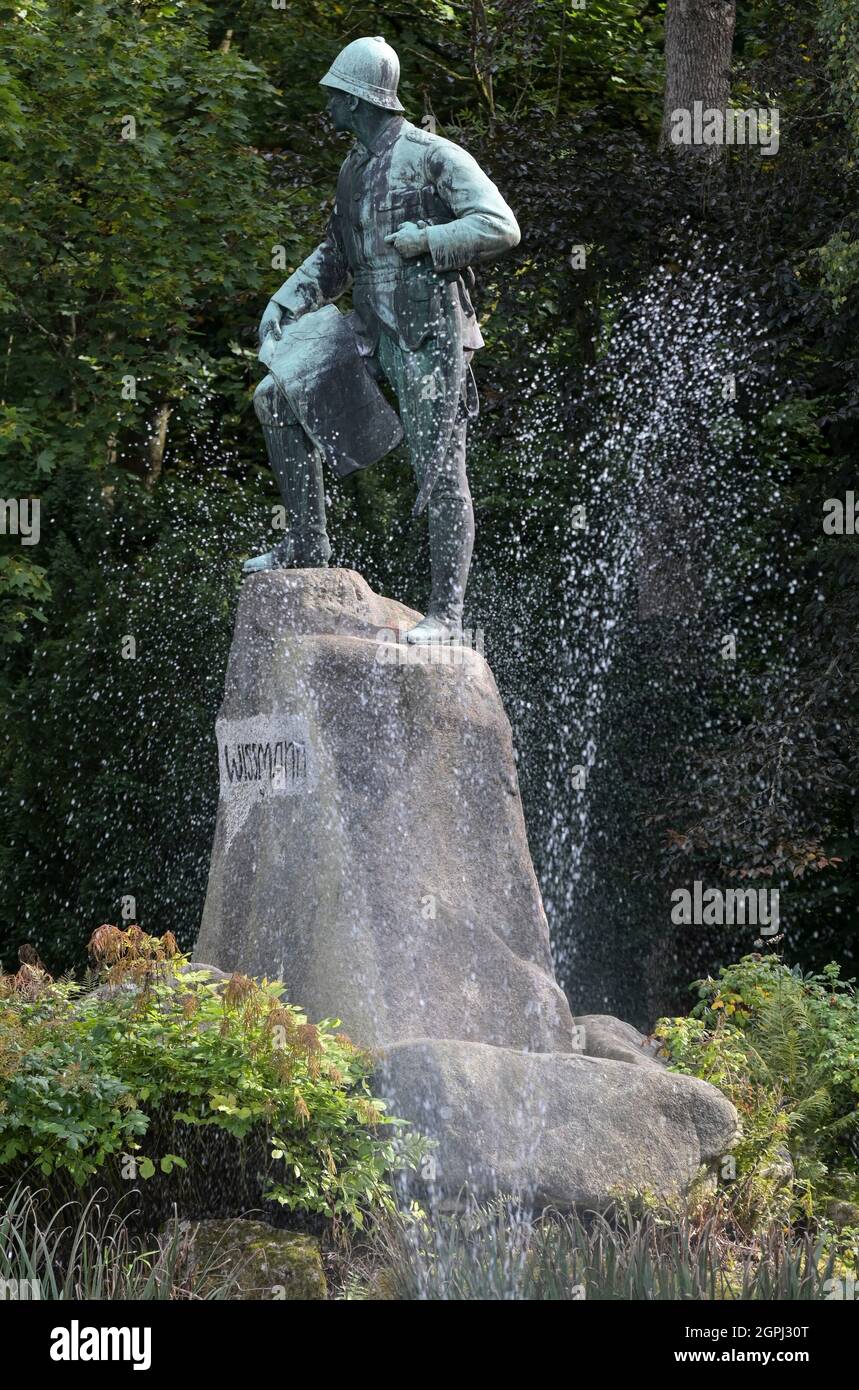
[378,186,422,208]
[393,269,450,349]
[378,188,423,227]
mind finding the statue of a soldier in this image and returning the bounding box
[244,36,520,643]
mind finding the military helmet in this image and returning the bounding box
[319,36,405,113]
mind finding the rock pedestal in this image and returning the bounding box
[195,569,736,1207]
[196,568,573,1054]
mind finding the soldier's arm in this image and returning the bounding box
[270,212,352,320]
[424,142,521,272]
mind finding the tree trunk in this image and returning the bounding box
[144,402,172,489]
[470,0,496,120]
[660,0,737,160]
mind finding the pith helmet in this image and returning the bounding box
[319,36,405,113]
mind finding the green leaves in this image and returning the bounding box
[0,553,50,645]
[0,0,282,494]
[130,1153,186,1177]
[0,955,424,1223]
[656,955,859,1230]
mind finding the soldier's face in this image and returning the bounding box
[326,91,356,133]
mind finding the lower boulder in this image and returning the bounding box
[378,1038,737,1210]
[177,1218,326,1301]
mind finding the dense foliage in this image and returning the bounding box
[0,926,421,1224]
[656,954,859,1228]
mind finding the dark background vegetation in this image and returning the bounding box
[0,0,856,1025]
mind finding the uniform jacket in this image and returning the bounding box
[271,117,520,355]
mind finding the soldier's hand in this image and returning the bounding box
[259,300,284,345]
[385,221,430,259]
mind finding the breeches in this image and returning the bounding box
[253,327,476,621]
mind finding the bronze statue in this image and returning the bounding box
[245,36,520,643]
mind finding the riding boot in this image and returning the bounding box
[426,416,473,628]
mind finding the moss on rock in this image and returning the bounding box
[182,1218,326,1300]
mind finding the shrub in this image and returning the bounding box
[655,954,859,1228]
[0,927,423,1227]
